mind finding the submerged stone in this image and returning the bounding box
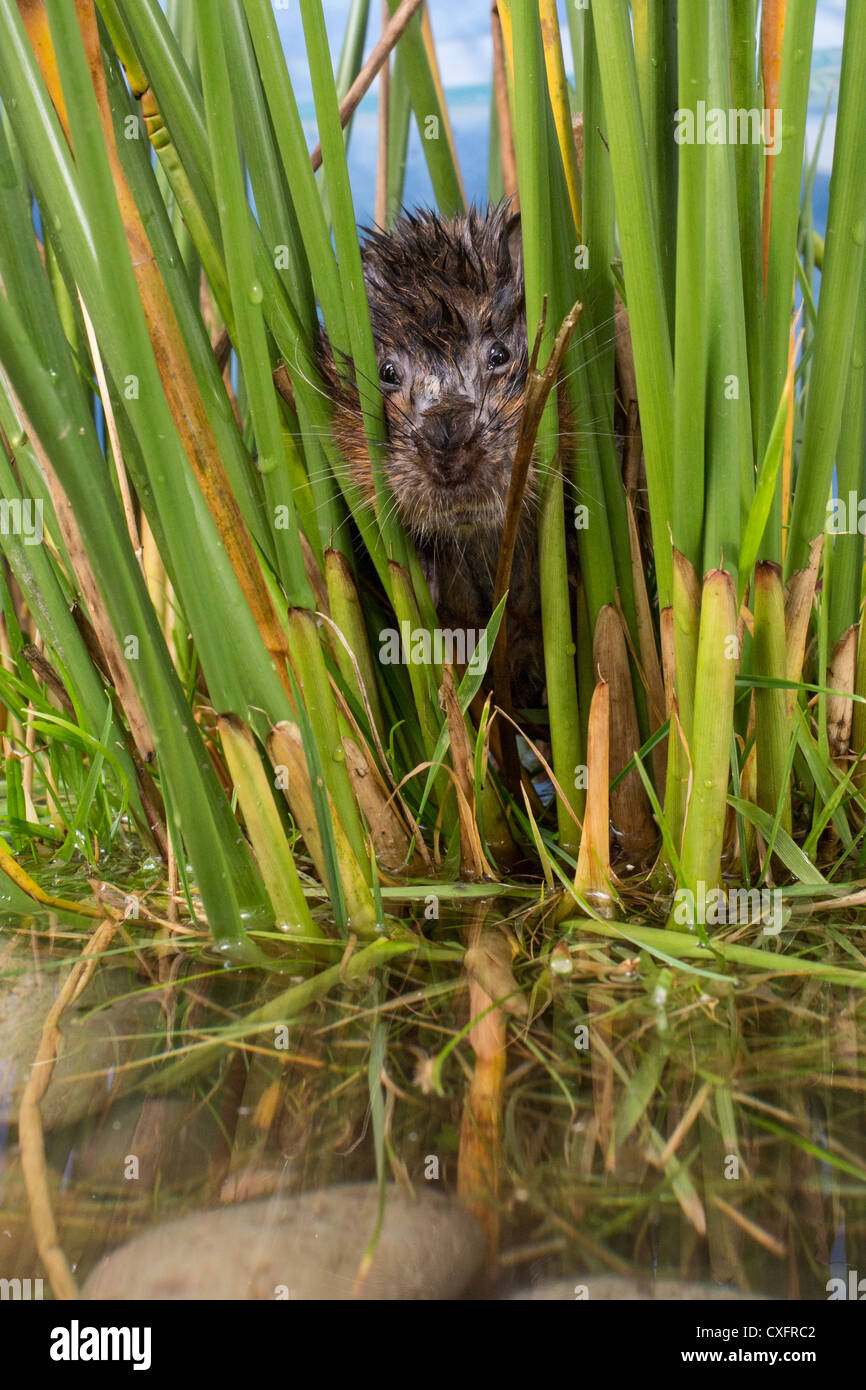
[0,969,159,1133]
[82,1184,486,1300]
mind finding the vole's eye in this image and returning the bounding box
[488,342,510,370]
[379,360,400,388]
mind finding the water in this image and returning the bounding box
[2,890,864,1299]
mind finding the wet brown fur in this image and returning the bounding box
[320,204,571,706]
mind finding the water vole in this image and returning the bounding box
[322,203,565,705]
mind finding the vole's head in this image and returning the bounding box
[333,205,527,541]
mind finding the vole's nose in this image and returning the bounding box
[421,397,477,472]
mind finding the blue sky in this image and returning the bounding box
[277,2,845,226]
[280,2,846,95]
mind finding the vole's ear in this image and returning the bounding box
[505,210,523,274]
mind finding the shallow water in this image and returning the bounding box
[1,890,864,1300]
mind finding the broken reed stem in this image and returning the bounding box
[309,0,424,173]
[457,908,508,1262]
[492,299,583,612]
[490,298,582,786]
[18,918,117,1300]
[571,678,613,914]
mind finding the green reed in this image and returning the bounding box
[0,0,863,955]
